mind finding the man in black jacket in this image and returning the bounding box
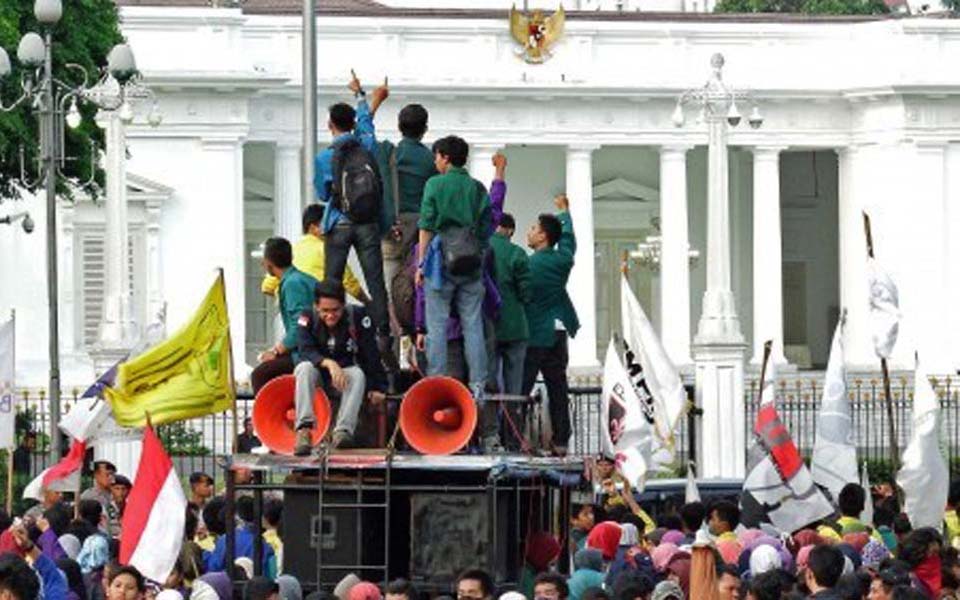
[293,279,387,455]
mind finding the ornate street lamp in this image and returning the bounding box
[0,0,160,459]
[672,52,761,345]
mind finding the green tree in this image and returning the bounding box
[0,0,124,202]
[715,0,888,14]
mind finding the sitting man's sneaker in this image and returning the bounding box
[330,429,354,450]
[294,427,313,457]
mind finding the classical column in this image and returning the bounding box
[273,141,302,239]
[566,144,599,367]
[202,138,248,372]
[909,143,949,372]
[836,146,873,368]
[144,197,164,327]
[469,144,499,187]
[658,145,693,366]
[750,146,788,365]
[947,144,960,369]
[93,112,137,372]
[692,115,747,479]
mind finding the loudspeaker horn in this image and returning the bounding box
[399,376,477,455]
[253,374,331,455]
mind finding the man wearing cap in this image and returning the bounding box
[108,474,132,538]
[189,472,215,508]
[293,279,388,455]
[81,460,116,517]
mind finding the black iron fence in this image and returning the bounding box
[743,372,960,466]
[10,372,959,490]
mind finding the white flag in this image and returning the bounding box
[620,277,686,457]
[686,462,701,503]
[0,316,14,449]
[600,340,652,488]
[897,354,949,530]
[867,257,900,360]
[811,312,858,504]
[860,464,874,526]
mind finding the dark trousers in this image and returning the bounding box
[250,354,294,395]
[324,222,390,336]
[521,331,571,448]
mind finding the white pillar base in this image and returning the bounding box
[694,341,747,479]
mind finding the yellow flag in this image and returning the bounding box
[106,272,235,426]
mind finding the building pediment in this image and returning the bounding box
[127,173,174,205]
[593,177,659,203]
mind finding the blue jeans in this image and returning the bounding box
[425,275,487,394]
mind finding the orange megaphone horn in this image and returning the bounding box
[252,374,331,455]
[399,376,477,455]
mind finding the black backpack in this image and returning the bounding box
[439,180,487,276]
[330,138,382,224]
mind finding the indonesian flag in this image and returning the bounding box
[22,440,86,501]
[119,424,186,583]
[741,352,834,534]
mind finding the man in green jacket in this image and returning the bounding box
[380,103,438,289]
[416,135,492,402]
[521,194,579,456]
[490,212,531,449]
[250,237,319,393]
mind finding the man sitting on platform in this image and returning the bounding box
[251,237,320,394]
[293,279,388,455]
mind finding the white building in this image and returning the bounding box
[2,0,960,474]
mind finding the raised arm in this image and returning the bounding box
[489,152,507,230]
[554,194,576,259]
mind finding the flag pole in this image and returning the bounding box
[757,340,773,404]
[217,268,240,456]
[7,309,14,514]
[862,212,899,471]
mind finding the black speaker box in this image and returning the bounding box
[283,487,387,589]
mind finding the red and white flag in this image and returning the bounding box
[22,439,86,501]
[119,424,186,583]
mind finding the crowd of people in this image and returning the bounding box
[248,72,578,457]
[3,453,960,599]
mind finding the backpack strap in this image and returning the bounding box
[389,145,400,224]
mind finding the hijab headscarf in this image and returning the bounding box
[666,553,692,596]
[349,582,382,600]
[587,522,622,560]
[661,530,685,546]
[651,543,681,572]
[194,572,232,600]
[748,545,781,576]
[525,531,561,571]
[716,540,741,566]
[860,539,890,571]
[574,549,604,572]
[277,575,304,600]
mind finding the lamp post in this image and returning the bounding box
[671,53,763,479]
[673,53,762,344]
[0,0,159,460]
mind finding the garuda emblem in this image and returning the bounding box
[509,4,565,64]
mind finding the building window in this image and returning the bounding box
[76,227,145,349]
